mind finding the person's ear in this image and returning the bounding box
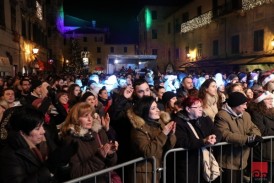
[186,106,190,113]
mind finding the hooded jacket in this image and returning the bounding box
[215,103,261,170]
[127,109,176,183]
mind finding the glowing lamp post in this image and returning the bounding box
[271,39,274,50]
[32,48,39,72]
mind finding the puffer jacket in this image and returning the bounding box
[127,109,176,183]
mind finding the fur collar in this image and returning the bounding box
[68,125,94,141]
[127,108,171,129]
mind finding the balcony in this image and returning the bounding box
[212,0,242,19]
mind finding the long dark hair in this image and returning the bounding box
[133,96,155,120]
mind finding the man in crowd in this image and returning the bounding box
[176,76,194,99]
[215,92,262,183]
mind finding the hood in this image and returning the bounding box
[222,103,243,118]
[127,108,171,129]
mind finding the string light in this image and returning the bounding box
[181,11,212,33]
[242,0,272,10]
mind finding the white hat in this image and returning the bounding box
[262,74,274,87]
[254,91,273,103]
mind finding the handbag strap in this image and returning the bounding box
[187,122,200,139]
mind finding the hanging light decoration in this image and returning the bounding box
[181,11,212,33]
[242,0,273,11]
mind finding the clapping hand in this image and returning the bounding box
[204,134,217,145]
[162,121,176,136]
[108,140,119,154]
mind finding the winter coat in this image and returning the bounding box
[108,95,134,164]
[214,103,261,170]
[127,109,176,183]
[166,111,222,183]
[249,110,274,161]
[62,127,117,183]
[0,131,54,183]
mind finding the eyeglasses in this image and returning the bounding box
[190,106,203,109]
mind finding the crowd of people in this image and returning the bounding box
[0,68,273,183]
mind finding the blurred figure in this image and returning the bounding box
[0,99,8,122]
[248,91,274,181]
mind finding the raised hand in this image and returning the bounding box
[123,86,134,99]
[101,113,110,131]
[204,134,217,145]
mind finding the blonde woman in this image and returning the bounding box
[60,102,118,182]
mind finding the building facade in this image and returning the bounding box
[138,0,274,73]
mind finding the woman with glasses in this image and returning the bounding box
[167,96,221,183]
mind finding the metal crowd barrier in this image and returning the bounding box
[162,136,274,183]
[63,136,274,183]
[64,156,157,183]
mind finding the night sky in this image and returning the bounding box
[63,0,190,43]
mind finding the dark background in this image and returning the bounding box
[63,0,190,42]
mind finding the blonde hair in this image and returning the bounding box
[60,102,95,136]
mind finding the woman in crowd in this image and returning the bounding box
[167,96,221,183]
[98,86,112,113]
[198,78,221,121]
[67,83,81,108]
[0,107,76,183]
[127,96,176,183]
[248,91,274,181]
[162,91,177,116]
[60,102,118,182]
[80,91,105,117]
[244,88,254,105]
[225,82,244,95]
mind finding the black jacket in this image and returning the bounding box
[166,111,222,183]
[0,131,53,183]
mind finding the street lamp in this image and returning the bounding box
[271,39,274,50]
[32,48,39,55]
[32,48,39,73]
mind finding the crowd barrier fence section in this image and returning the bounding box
[64,156,157,183]
[64,136,274,183]
[163,136,274,183]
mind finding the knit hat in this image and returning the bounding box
[31,80,42,91]
[226,92,247,107]
[254,91,273,103]
[261,74,274,87]
[162,91,176,106]
[80,91,96,102]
